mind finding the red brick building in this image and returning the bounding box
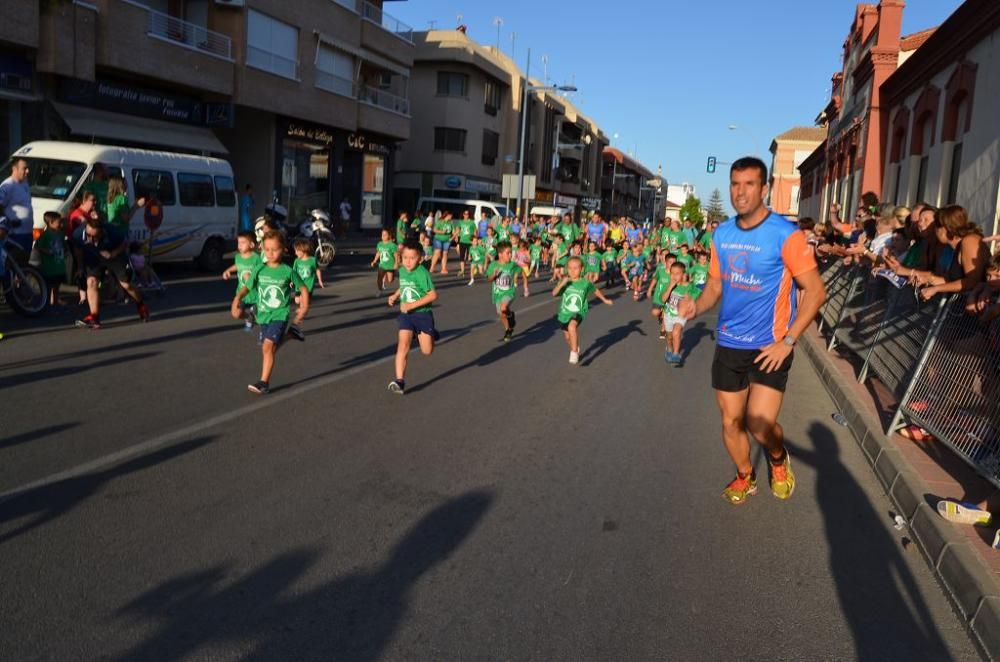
[798,1,934,221]
[768,126,826,219]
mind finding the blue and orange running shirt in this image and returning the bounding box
[708,213,817,350]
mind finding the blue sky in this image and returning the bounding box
[389,0,964,212]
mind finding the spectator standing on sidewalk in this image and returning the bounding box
[338,197,352,239]
[0,157,34,255]
[678,157,826,506]
[106,175,145,231]
[72,217,150,329]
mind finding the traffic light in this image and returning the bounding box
[706,156,717,174]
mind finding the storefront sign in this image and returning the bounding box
[534,190,554,203]
[444,175,463,189]
[581,196,602,210]
[555,194,578,207]
[286,122,334,146]
[347,132,392,156]
[465,179,500,195]
[59,78,205,124]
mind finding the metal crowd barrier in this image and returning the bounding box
[817,261,1000,488]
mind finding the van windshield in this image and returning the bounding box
[494,204,510,218]
[1,157,87,201]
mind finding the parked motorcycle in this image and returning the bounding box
[255,197,336,269]
[0,223,48,317]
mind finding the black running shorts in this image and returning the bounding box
[711,345,793,393]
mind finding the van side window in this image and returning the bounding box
[214,176,236,207]
[178,173,215,207]
[133,169,176,206]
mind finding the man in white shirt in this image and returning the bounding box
[338,197,351,238]
[0,158,34,254]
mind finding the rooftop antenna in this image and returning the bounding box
[510,31,516,58]
[492,17,503,52]
[428,20,437,29]
[456,14,462,26]
[541,54,549,84]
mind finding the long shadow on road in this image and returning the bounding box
[1,422,81,450]
[0,350,163,391]
[112,490,493,662]
[579,319,646,366]
[787,423,953,661]
[404,317,560,394]
[0,436,215,546]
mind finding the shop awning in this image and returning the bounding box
[51,102,228,155]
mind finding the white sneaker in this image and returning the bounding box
[468,278,474,286]
[569,350,579,364]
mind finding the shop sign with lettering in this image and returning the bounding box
[286,122,334,146]
[347,132,391,156]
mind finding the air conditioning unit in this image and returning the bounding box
[214,0,245,7]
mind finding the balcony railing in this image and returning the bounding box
[358,84,410,116]
[143,3,232,61]
[361,1,414,44]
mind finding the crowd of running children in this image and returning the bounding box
[230,209,721,395]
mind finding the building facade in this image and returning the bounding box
[601,147,654,221]
[880,0,1000,235]
[0,0,414,232]
[799,0,932,222]
[768,126,826,219]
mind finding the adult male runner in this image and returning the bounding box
[679,157,826,505]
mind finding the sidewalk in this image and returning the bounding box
[801,325,1000,659]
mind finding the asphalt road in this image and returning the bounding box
[0,254,982,661]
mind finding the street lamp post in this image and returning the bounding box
[515,51,577,221]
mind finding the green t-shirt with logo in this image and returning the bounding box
[558,222,577,243]
[470,244,487,265]
[396,217,409,244]
[529,244,542,262]
[458,219,476,244]
[376,240,398,270]
[293,256,318,292]
[557,278,596,323]
[36,228,67,277]
[689,263,709,286]
[398,264,435,313]
[496,224,511,242]
[675,253,694,268]
[661,282,701,315]
[235,251,263,304]
[585,250,602,273]
[433,218,453,243]
[248,263,305,324]
[664,229,686,251]
[487,260,520,305]
[554,242,570,267]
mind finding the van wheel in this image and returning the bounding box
[197,238,225,272]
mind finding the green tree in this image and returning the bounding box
[680,194,704,226]
[706,188,727,222]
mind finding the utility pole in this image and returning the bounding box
[516,48,531,222]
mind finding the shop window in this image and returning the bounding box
[482,129,499,166]
[178,173,215,207]
[484,78,502,115]
[133,169,176,206]
[361,154,385,230]
[214,175,236,207]
[437,71,468,97]
[434,127,466,153]
[247,9,298,80]
[281,140,330,221]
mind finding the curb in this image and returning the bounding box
[800,329,1000,661]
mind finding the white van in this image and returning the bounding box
[416,197,511,221]
[528,205,571,218]
[8,141,236,270]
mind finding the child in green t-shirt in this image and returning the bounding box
[659,261,701,366]
[689,252,709,290]
[222,231,263,332]
[231,231,309,394]
[550,235,569,282]
[386,242,439,395]
[529,236,543,278]
[646,252,676,339]
[468,236,487,286]
[292,238,324,303]
[371,228,399,296]
[35,212,67,306]
[486,242,523,342]
[584,242,603,284]
[553,256,613,365]
[602,241,619,288]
